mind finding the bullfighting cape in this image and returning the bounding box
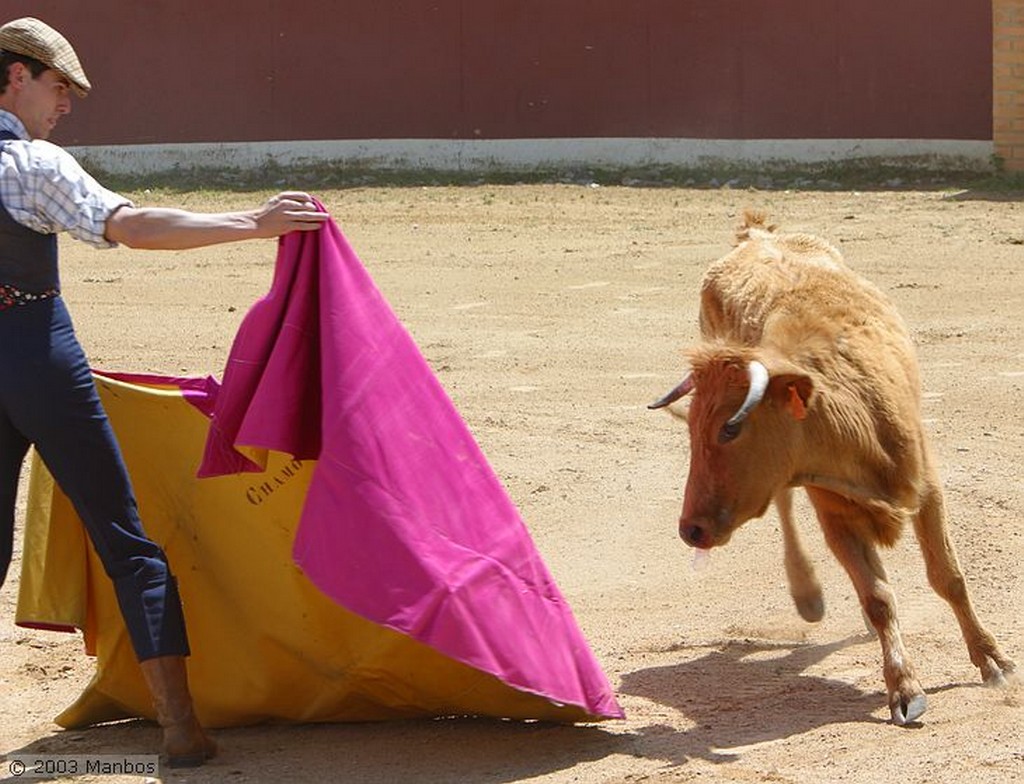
[15,208,623,727]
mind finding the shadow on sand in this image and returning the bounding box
[619,633,906,768]
[2,711,631,784]
[7,634,978,783]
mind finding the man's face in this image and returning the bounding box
[8,64,72,140]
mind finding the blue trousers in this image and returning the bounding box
[0,297,189,660]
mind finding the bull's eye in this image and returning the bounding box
[719,420,742,444]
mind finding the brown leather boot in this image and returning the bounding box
[138,656,217,768]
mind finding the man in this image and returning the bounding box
[0,17,328,767]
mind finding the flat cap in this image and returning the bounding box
[0,17,90,97]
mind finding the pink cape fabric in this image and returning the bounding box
[197,211,623,721]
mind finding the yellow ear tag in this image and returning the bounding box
[788,384,808,420]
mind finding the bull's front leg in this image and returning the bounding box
[808,489,927,725]
[776,489,824,622]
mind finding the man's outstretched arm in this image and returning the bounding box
[104,191,328,250]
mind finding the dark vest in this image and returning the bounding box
[0,129,60,293]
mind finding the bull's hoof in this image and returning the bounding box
[980,653,1017,687]
[984,668,1008,687]
[793,592,825,623]
[890,693,927,726]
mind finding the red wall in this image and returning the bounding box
[7,1,993,147]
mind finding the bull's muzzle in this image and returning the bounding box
[679,518,714,549]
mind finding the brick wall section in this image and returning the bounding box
[4,2,994,148]
[994,0,1024,169]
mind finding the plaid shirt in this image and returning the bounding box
[0,109,130,249]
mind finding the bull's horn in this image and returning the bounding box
[648,375,695,409]
[726,360,769,425]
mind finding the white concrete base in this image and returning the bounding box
[67,137,996,176]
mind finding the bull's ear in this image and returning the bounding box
[768,373,813,420]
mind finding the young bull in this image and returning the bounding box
[650,211,1015,725]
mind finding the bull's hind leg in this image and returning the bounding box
[913,473,1016,685]
[808,488,926,725]
[776,489,824,622]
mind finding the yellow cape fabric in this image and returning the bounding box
[16,374,594,727]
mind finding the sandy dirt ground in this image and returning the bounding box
[1,184,1022,783]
